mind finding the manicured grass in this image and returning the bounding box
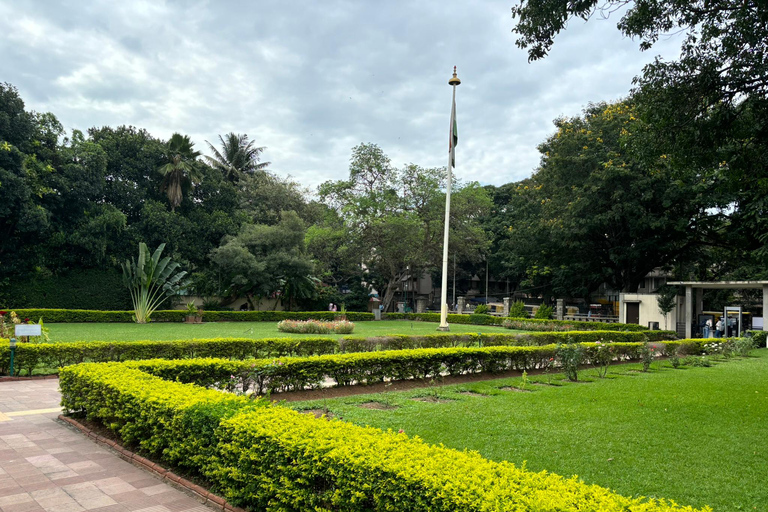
[292,351,768,511]
[45,320,517,343]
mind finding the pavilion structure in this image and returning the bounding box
[666,281,768,339]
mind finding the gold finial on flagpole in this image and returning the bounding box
[448,66,461,86]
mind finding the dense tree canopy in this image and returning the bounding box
[320,143,491,311]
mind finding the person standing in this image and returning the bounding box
[715,318,723,338]
[704,318,712,338]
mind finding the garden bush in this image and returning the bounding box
[534,304,553,319]
[508,300,528,318]
[59,361,710,511]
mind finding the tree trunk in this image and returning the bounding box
[381,275,399,313]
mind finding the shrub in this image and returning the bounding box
[508,300,528,318]
[59,362,707,512]
[734,337,755,356]
[640,343,655,371]
[473,304,490,315]
[534,304,553,319]
[556,342,584,381]
[746,330,767,348]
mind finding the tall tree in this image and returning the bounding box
[495,101,710,296]
[320,143,490,311]
[205,132,269,183]
[158,133,201,212]
[511,0,768,276]
[211,211,316,310]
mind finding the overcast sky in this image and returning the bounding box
[1,0,681,190]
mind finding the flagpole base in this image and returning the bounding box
[437,324,450,332]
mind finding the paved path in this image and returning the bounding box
[0,379,215,512]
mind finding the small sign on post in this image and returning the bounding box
[15,324,42,337]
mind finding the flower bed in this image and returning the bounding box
[59,361,709,511]
[277,319,355,334]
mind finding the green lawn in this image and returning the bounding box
[45,320,516,343]
[292,351,768,511]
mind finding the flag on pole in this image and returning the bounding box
[449,95,458,168]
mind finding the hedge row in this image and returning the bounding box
[123,340,720,395]
[2,308,375,323]
[60,362,708,511]
[5,308,650,332]
[387,312,650,331]
[0,330,675,376]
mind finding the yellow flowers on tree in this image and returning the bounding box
[121,243,188,323]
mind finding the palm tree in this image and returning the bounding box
[205,132,269,183]
[158,133,201,211]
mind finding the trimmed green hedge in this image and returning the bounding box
[1,309,376,323]
[0,330,675,376]
[4,308,650,334]
[122,340,720,395]
[59,361,709,511]
[387,312,649,331]
[0,269,133,310]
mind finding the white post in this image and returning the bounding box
[438,78,458,331]
[763,285,767,334]
[685,285,693,339]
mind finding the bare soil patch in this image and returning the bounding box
[359,401,398,410]
[499,386,532,392]
[303,408,334,419]
[411,396,455,404]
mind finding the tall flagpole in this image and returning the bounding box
[438,67,461,331]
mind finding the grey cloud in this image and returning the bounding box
[1,0,681,189]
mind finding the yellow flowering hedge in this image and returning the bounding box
[60,360,710,511]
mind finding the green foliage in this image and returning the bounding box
[534,304,553,319]
[157,133,202,211]
[511,1,768,287]
[121,243,188,323]
[556,342,584,381]
[204,132,268,183]
[0,269,132,310]
[640,342,655,372]
[746,330,767,348]
[59,361,707,512]
[0,309,376,323]
[319,143,491,312]
[211,211,317,310]
[508,300,528,318]
[473,304,490,315]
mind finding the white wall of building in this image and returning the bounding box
[619,293,679,330]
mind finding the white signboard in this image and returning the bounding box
[15,324,42,336]
[753,317,764,330]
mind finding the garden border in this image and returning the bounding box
[59,360,710,511]
[58,415,246,512]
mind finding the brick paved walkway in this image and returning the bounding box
[0,379,216,512]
